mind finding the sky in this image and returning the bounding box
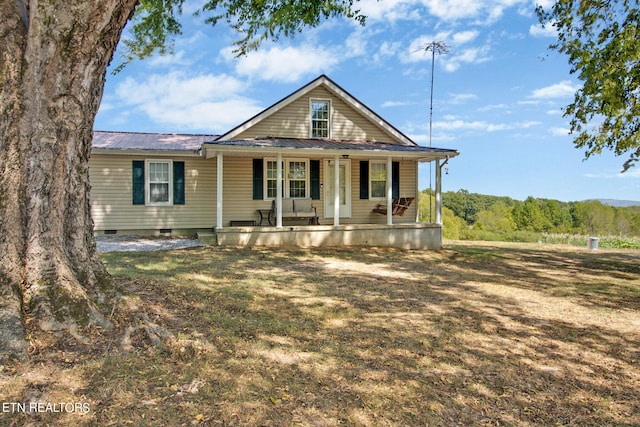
[94,0,640,203]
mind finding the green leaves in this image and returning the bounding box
[537,0,640,172]
[114,0,185,73]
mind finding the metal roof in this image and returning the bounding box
[92,130,218,151]
[204,137,459,159]
[208,137,457,153]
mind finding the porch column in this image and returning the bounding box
[386,156,393,225]
[216,153,223,229]
[276,153,283,228]
[435,159,443,225]
[415,161,420,222]
[334,155,340,226]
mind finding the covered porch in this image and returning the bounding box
[202,138,457,249]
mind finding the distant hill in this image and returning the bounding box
[590,199,640,207]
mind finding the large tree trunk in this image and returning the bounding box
[0,0,138,361]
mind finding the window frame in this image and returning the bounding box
[145,159,173,206]
[310,99,331,138]
[369,160,387,200]
[263,158,310,200]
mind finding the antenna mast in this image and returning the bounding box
[423,41,449,222]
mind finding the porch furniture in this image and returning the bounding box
[372,197,414,217]
[257,209,272,226]
[271,198,319,225]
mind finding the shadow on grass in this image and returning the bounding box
[2,244,637,425]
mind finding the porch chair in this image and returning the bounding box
[372,197,414,217]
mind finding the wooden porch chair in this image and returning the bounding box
[372,197,414,217]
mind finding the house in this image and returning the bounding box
[90,75,459,249]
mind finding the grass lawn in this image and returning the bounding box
[1,241,639,426]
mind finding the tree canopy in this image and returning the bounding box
[537,0,640,172]
[423,189,640,241]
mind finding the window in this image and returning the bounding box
[263,159,309,199]
[266,160,280,199]
[132,160,185,206]
[288,161,307,198]
[253,159,320,201]
[370,161,387,199]
[147,161,171,204]
[310,100,330,138]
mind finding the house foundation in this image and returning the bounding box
[201,223,442,250]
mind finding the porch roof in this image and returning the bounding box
[203,137,459,161]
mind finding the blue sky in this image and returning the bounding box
[95,0,639,203]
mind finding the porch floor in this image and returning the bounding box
[199,223,442,250]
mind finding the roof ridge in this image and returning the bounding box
[93,130,220,137]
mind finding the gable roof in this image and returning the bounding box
[92,130,217,152]
[215,75,417,146]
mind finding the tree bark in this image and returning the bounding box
[0,0,138,361]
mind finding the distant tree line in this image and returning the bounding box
[419,189,640,242]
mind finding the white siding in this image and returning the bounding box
[90,154,216,231]
[90,154,418,231]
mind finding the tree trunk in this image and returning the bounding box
[0,0,138,361]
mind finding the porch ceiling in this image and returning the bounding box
[203,137,459,162]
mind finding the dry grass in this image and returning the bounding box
[1,241,639,426]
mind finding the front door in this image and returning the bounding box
[324,159,351,218]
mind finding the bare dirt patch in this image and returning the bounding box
[1,242,638,426]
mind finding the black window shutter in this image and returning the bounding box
[392,161,400,199]
[310,160,320,200]
[132,160,145,205]
[173,161,185,205]
[252,159,264,200]
[359,160,369,199]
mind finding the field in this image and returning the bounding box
[1,241,639,426]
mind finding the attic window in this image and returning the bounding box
[310,99,330,138]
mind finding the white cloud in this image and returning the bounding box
[422,0,483,20]
[148,50,192,68]
[529,23,557,37]
[550,127,570,136]
[420,0,528,23]
[531,80,578,99]
[433,118,541,132]
[477,103,509,112]
[443,45,493,71]
[357,0,422,22]
[223,44,340,83]
[449,93,478,104]
[453,30,480,45]
[374,41,403,63]
[114,72,262,131]
[381,100,414,107]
